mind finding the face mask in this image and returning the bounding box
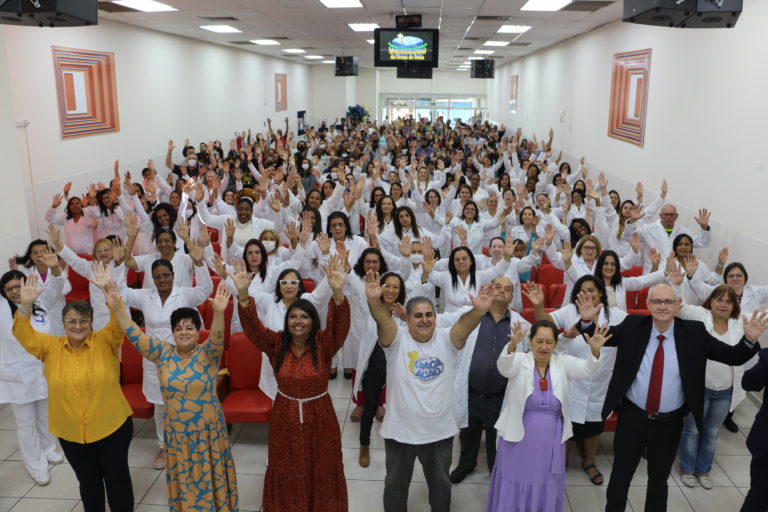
[261,240,276,252]
[411,254,424,264]
[302,163,309,170]
[187,158,198,167]
[331,172,338,180]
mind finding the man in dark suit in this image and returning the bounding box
[741,348,768,511]
[577,282,767,512]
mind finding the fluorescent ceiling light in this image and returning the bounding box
[497,24,532,33]
[484,41,510,47]
[200,25,241,33]
[521,0,572,11]
[474,49,495,55]
[367,39,375,44]
[283,48,306,54]
[321,60,335,63]
[348,23,379,32]
[112,0,176,12]
[251,39,280,45]
[305,55,325,59]
[468,56,484,60]
[319,0,363,7]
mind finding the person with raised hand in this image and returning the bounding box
[367,274,493,512]
[104,278,239,511]
[487,319,608,511]
[234,254,351,512]
[45,189,96,254]
[12,271,134,512]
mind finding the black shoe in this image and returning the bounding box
[330,369,338,380]
[449,467,473,484]
[723,412,739,433]
[343,370,353,380]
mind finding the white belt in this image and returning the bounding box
[277,389,328,424]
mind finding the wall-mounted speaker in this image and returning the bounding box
[0,0,97,27]
[470,59,494,79]
[623,0,741,28]
[397,65,432,79]
[335,56,359,76]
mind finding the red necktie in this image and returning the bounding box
[645,334,665,415]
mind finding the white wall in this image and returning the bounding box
[2,19,311,239]
[310,65,356,127]
[375,68,488,96]
[0,33,31,267]
[488,5,768,284]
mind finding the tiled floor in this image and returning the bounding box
[0,379,759,511]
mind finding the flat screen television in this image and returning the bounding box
[373,28,439,68]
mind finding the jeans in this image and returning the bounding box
[678,387,732,475]
[383,437,453,512]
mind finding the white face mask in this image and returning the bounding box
[411,254,424,264]
[331,172,338,180]
[261,240,276,252]
[302,163,309,170]
[187,158,198,167]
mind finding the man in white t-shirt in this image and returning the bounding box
[365,274,493,512]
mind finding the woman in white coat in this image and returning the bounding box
[120,250,212,470]
[0,263,65,485]
[524,276,625,486]
[487,320,608,512]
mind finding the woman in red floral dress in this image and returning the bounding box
[233,256,351,512]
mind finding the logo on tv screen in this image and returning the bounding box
[387,33,428,61]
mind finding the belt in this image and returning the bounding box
[623,399,685,421]
[277,389,328,424]
[468,386,505,399]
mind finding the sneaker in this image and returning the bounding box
[32,473,51,486]
[680,473,697,488]
[47,453,64,465]
[359,446,370,468]
[449,467,473,484]
[153,448,165,470]
[697,474,713,490]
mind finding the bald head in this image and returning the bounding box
[648,283,676,302]
[660,204,679,229]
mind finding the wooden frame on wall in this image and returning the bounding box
[608,48,651,146]
[52,46,120,139]
[275,73,287,112]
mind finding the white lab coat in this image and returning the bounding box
[635,219,711,272]
[427,258,510,313]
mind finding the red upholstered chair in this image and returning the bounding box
[211,242,221,256]
[221,333,272,423]
[547,284,567,309]
[198,300,233,351]
[536,264,564,287]
[303,279,315,293]
[208,276,221,299]
[120,338,154,419]
[65,255,92,302]
[540,251,551,266]
[625,291,639,310]
[520,308,537,324]
[621,266,643,278]
[207,227,219,243]
[482,247,489,257]
[636,287,650,310]
[522,283,546,309]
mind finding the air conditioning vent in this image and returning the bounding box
[559,1,614,12]
[474,15,510,21]
[229,41,255,45]
[201,16,240,21]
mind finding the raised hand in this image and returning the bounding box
[507,321,527,351]
[629,232,641,253]
[324,254,346,296]
[187,240,204,264]
[88,261,111,289]
[316,232,331,254]
[695,208,710,230]
[197,226,211,248]
[209,281,232,313]
[398,235,412,257]
[544,223,555,245]
[231,260,254,298]
[212,253,228,278]
[176,218,191,241]
[503,236,518,260]
[469,282,493,313]
[123,211,139,238]
[47,224,63,251]
[681,254,698,279]
[627,204,644,223]
[284,221,299,242]
[522,282,545,307]
[111,238,126,263]
[743,310,768,342]
[19,275,43,306]
[575,290,601,322]
[455,225,468,246]
[561,240,573,266]
[649,247,661,269]
[364,270,383,301]
[718,247,729,266]
[63,182,72,197]
[39,246,60,271]
[103,280,122,310]
[584,323,612,358]
[660,179,668,199]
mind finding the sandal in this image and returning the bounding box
[582,464,604,485]
[350,405,363,422]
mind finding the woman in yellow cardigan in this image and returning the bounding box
[13,267,134,512]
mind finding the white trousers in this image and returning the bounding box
[153,403,165,448]
[11,400,58,480]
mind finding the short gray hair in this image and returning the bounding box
[647,283,676,302]
[405,296,435,316]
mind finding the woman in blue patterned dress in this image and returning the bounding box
[102,274,238,511]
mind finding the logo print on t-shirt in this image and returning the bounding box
[407,350,444,381]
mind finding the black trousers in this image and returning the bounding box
[605,401,685,512]
[741,454,768,511]
[360,343,387,446]
[383,437,453,512]
[59,418,134,512]
[455,390,504,473]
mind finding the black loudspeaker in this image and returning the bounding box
[397,65,432,79]
[623,0,741,28]
[335,56,359,77]
[679,0,742,28]
[0,0,97,27]
[470,59,495,79]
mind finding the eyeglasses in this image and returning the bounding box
[581,246,597,251]
[660,213,678,217]
[648,299,676,306]
[4,284,22,293]
[94,248,112,254]
[64,318,91,327]
[364,259,380,265]
[727,274,745,279]
[280,280,300,286]
[152,272,173,280]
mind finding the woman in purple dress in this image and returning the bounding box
[487,319,611,511]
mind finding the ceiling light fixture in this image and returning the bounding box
[200,25,241,33]
[112,0,176,12]
[367,39,375,44]
[474,49,495,55]
[348,23,379,32]
[497,24,532,33]
[484,41,510,47]
[251,39,280,45]
[321,60,336,63]
[520,0,573,11]
[305,55,325,59]
[283,48,306,53]
[318,0,363,7]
